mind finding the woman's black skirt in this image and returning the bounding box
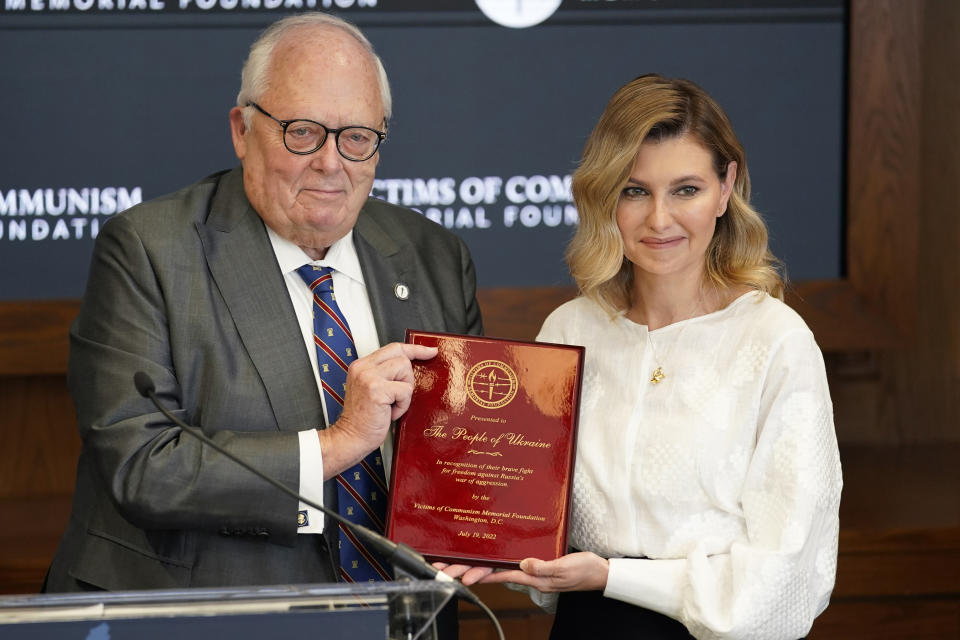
[549,590,693,639]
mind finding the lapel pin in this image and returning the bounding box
[394,283,410,300]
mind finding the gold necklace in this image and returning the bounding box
[650,364,666,385]
[646,327,680,384]
[642,298,705,385]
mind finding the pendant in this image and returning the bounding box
[650,367,665,385]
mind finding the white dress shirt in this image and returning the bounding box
[266,226,383,534]
[535,291,842,639]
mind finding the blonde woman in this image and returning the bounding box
[447,75,842,639]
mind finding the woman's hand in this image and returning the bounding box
[432,562,496,586]
[476,551,610,592]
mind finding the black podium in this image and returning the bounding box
[0,581,457,640]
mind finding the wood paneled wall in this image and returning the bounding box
[0,1,958,637]
[839,0,960,444]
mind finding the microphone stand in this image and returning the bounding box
[133,372,503,640]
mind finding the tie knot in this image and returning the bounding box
[296,264,335,294]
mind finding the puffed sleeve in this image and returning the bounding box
[535,301,573,344]
[603,328,842,639]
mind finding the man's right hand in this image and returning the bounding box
[317,342,437,479]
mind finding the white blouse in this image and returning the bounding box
[536,292,842,640]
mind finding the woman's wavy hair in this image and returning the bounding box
[567,74,783,315]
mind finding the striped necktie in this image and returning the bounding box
[296,264,392,583]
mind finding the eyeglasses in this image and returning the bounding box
[247,102,385,162]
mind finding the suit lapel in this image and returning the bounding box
[354,207,423,345]
[196,168,324,431]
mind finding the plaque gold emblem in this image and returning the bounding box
[466,360,519,409]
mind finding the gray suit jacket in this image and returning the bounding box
[45,167,482,591]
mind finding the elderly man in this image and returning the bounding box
[45,11,481,602]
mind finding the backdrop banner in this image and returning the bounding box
[0,0,846,300]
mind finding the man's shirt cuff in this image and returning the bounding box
[297,429,325,534]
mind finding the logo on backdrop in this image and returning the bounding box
[371,174,578,231]
[474,0,562,28]
[1,0,378,13]
[0,186,142,242]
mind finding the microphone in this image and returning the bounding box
[134,371,505,640]
[133,371,452,584]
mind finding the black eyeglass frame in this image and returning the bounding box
[246,101,386,162]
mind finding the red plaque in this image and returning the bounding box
[386,330,584,568]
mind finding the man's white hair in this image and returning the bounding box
[236,13,392,128]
